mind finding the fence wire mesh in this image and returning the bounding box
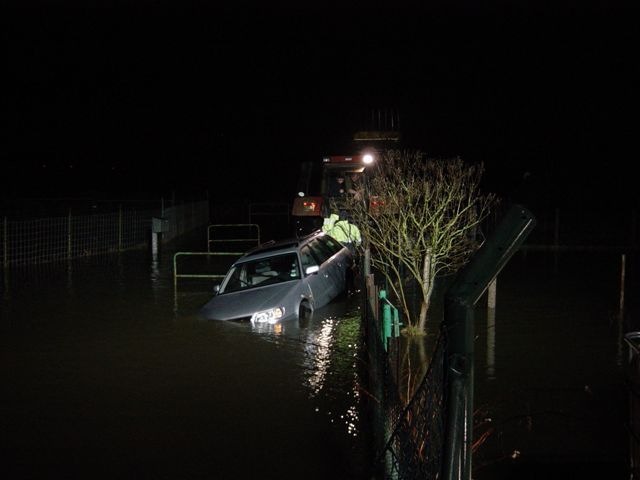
[364,275,447,480]
[1,201,209,267]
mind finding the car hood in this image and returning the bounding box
[198,282,300,321]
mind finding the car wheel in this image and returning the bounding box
[342,268,354,298]
[298,301,313,328]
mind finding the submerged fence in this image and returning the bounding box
[364,274,447,480]
[364,204,537,480]
[1,200,209,268]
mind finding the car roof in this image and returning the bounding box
[240,229,325,260]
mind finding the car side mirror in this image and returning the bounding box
[213,284,220,294]
[305,265,320,275]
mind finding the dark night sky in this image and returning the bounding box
[2,1,638,208]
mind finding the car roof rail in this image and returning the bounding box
[242,239,276,256]
[300,229,322,242]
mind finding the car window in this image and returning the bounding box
[307,238,334,265]
[318,234,343,255]
[299,246,318,273]
[222,253,300,293]
[222,264,249,293]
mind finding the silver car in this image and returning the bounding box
[198,230,354,325]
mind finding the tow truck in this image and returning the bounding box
[291,110,402,237]
[291,152,376,237]
[291,153,377,237]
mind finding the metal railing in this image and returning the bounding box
[172,251,245,288]
[207,223,260,253]
[175,223,263,287]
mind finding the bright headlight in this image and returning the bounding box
[251,307,285,324]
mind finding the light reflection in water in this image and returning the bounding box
[249,301,364,439]
[305,316,336,396]
[304,306,364,439]
[251,321,285,336]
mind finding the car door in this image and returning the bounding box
[299,244,334,307]
[316,235,350,297]
[306,238,346,302]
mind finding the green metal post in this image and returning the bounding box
[379,289,392,351]
[393,308,401,338]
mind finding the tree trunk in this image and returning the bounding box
[417,251,434,333]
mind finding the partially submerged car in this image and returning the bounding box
[198,230,353,325]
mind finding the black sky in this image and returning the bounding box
[2,2,638,208]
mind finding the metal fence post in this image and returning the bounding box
[443,204,536,480]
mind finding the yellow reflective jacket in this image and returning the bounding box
[334,219,361,245]
[322,213,339,234]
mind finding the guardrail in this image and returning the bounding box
[174,224,262,288]
[207,224,260,253]
[172,251,244,288]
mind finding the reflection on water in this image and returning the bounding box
[248,300,366,441]
[305,316,337,396]
[1,239,371,479]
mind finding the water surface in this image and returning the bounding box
[1,237,371,479]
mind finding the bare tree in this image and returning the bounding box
[340,150,497,335]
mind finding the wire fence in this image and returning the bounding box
[360,201,639,480]
[364,274,447,480]
[1,200,210,268]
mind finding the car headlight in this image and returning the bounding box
[251,307,285,324]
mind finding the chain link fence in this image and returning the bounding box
[1,200,209,268]
[364,274,447,480]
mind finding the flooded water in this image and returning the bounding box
[2,230,636,480]
[0,231,372,480]
[472,250,635,479]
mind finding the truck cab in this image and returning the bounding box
[291,153,376,237]
[291,111,402,237]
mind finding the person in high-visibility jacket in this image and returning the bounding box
[322,210,361,295]
[322,210,361,248]
[321,212,339,235]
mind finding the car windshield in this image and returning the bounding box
[221,252,301,294]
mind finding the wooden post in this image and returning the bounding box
[487,277,497,309]
[486,306,496,380]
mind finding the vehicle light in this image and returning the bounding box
[251,307,285,324]
[362,153,374,164]
[303,201,318,213]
